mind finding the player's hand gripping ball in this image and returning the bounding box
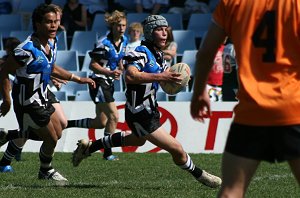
[160,63,191,95]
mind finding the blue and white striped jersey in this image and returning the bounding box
[12,34,57,107]
[125,41,168,114]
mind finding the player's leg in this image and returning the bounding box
[145,126,221,188]
[14,102,67,163]
[67,78,107,129]
[288,159,300,185]
[72,131,145,166]
[97,102,119,160]
[283,125,300,185]
[35,111,67,184]
[0,138,27,172]
[52,103,68,130]
[217,152,260,197]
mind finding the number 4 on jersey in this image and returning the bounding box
[252,11,276,62]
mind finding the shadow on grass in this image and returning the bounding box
[9,183,106,189]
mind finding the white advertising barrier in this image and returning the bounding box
[0,101,237,153]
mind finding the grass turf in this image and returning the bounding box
[0,152,299,198]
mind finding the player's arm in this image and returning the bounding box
[125,64,181,84]
[89,48,122,80]
[0,55,22,117]
[51,64,95,88]
[190,22,227,122]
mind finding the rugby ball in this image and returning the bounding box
[160,63,191,95]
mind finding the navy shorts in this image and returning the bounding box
[13,100,55,129]
[125,108,161,137]
[225,123,300,163]
[48,89,59,104]
[89,77,114,104]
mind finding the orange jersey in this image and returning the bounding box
[213,0,300,125]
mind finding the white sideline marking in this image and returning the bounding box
[253,173,293,181]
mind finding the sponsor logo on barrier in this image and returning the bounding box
[87,105,234,152]
[204,111,233,150]
[87,104,178,153]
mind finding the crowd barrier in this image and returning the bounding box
[0,101,237,153]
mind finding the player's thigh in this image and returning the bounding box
[52,103,67,129]
[35,113,61,143]
[288,158,300,184]
[145,127,183,153]
[221,152,260,193]
[96,102,118,119]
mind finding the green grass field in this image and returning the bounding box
[0,152,299,198]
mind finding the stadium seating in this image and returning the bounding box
[127,13,149,25]
[91,14,108,32]
[59,71,89,97]
[114,78,124,92]
[75,90,92,101]
[115,0,136,12]
[56,50,79,71]
[175,92,193,101]
[56,31,68,50]
[9,30,31,41]
[81,50,92,73]
[172,30,197,56]
[52,91,67,101]
[0,50,6,57]
[187,13,212,39]
[0,34,3,50]
[181,50,198,77]
[50,0,66,9]
[161,13,183,30]
[0,14,23,37]
[209,0,220,12]
[17,0,44,13]
[70,31,97,56]
[181,50,198,91]
[156,91,168,101]
[114,91,126,101]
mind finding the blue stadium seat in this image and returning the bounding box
[0,34,3,50]
[60,71,89,97]
[156,92,168,101]
[115,0,136,12]
[17,0,44,13]
[52,91,67,101]
[56,31,68,50]
[50,0,66,9]
[0,14,23,37]
[0,50,6,58]
[70,31,97,56]
[181,50,198,77]
[9,30,31,41]
[127,13,149,24]
[172,30,197,56]
[187,13,212,39]
[114,91,126,101]
[161,13,183,30]
[56,50,79,71]
[75,90,92,101]
[81,50,92,74]
[209,0,220,12]
[175,92,193,101]
[91,14,108,32]
[114,78,124,92]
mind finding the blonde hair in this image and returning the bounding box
[49,4,62,16]
[105,10,126,29]
[128,22,143,34]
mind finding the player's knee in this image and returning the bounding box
[136,138,146,146]
[60,118,68,130]
[169,142,185,156]
[108,112,119,124]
